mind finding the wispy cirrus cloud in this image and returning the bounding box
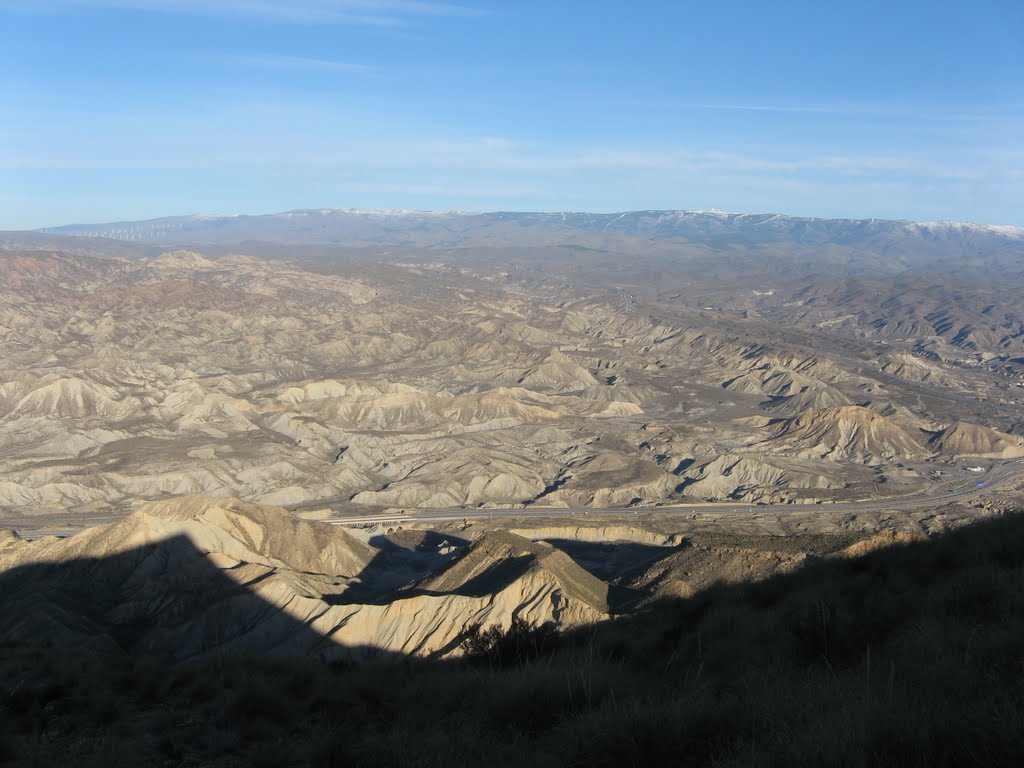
[221,54,378,75]
[4,93,1017,188]
[688,102,1024,123]
[1,0,482,25]
[691,103,871,115]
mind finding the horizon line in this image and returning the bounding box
[26,206,1024,233]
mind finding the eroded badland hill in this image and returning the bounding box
[3,211,1023,524]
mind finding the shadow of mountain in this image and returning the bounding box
[0,534,403,661]
[326,551,535,606]
[542,539,678,579]
[367,529,470,554]
[542,539,680,612]
[325,530,471,606]
[2,511,1024,767]
[433,554,535,598]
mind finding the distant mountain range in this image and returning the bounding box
[37,208,1024,255]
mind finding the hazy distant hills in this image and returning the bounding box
[36,209,1024,269]
[0,230,161,260]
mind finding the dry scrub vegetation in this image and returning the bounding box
[3,510,1023,767]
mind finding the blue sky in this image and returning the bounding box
[2,0,1022,228]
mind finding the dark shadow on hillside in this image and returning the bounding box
[4,512,1024,767]
[542,539,681,612]
[367,529,470,557]
[545,510,1024,681]
[326,530,471,606]
[0,534,405,662]
[543,539,678,579]
[326,551,535,606]
[435,555,535,598]
[5,511,1024,668]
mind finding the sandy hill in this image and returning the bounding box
[680,453,845,501]
[518,350,600,392]
[532,453,676,508]
[766,405,926,462]
[6,376,138,420]
[722,366,823,397]
[761,385,852,416]
[0,250,126,297]
[149,249,217,271]
[2,506,1023,766]
[0,497,375,579]
[79,279,269,312]
[423,529,609,615]
[2,236,1019,516]
[929,421,1024,458]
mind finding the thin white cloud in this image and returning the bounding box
[511,147,998,183]
[689,102,1024,123]
[2,0,482,25]
[2,110,1016,187]
[3,94,1020,227]
[224,54,377,75]
[692,103,868,115]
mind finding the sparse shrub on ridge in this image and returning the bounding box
[460,616,559,666]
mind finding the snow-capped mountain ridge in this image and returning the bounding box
[34,209,1024,268]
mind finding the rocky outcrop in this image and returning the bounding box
[631,541,810,601]
[836,530,924,558]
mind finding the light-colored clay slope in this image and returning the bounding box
[681,453,846,501]
[761,385,853,416]
[928,421,1024,458]
[509,525,681,547]
[532,453,677,508]
[148,249,217,270]
[517,350,600,392]
[722,366,824,397]
[422,529,609,615]
[6,377,139,420]
[1,497,375,576]
[765,405,927,463]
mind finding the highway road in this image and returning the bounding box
[8,459,1022,539]
[326,458,1024,528]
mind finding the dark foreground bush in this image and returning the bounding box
[2,511,1024,767]
[461,616,559,666]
